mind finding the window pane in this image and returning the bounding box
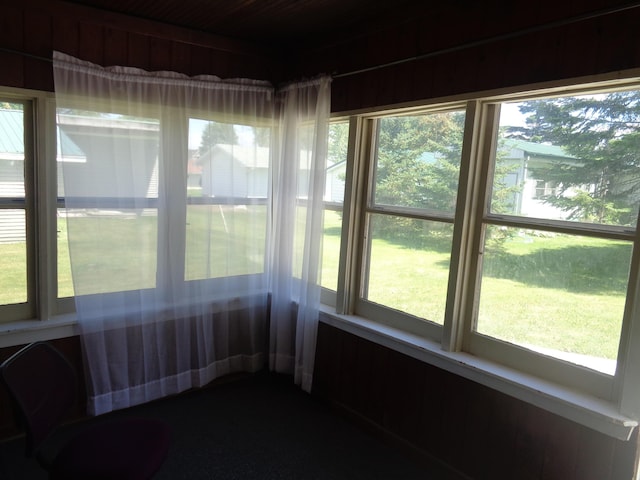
[185,204,266,280]
[494,92,640,227]
[0,104,27,305]
[476,225,630,373]
[365,214,453,324]
[0,210,27,305]
[57,110,160,295]
[62,208,158,295]
[321,209,342,291]
[192,120,269,199]
[374,111,465,213]
[322,121,348,291]
[325,121,348,206]
[186,119,268,280]
[57,208,74,298]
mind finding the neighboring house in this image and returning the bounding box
[187,149,201,191]
[57,113,160,200]
[0,110,163,243]
[325,159,345,203]
[498,139,579,220]
[199,144,312,200]
[0,109,25,244]
[0,109,86,243]
[200,144,270,198]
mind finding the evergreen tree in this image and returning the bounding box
[508,92,640,225]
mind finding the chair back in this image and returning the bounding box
[0,342,77,455]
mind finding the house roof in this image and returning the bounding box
[504,138,575,159]
[0,109,24,157]
[0,109,86,161]
[213,144,271,169]
[205,144,313,170]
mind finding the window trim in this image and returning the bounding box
[324,72,640,437]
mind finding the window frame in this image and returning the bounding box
[320,117,353,307]
[0,89,71,323]
[329,75,640,422]
[0,97,35,320]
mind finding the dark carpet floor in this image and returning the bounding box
[0,372,466,479]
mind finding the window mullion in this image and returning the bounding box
[442,100,482,351]
[616,218,640,417]
[336,116,368,315]
[455,102,500,353]
[36,96,59,319]
[23,99,37,320]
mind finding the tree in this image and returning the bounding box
[507,92,640,226]
[328,122,349,166]
[375,112,465,213]
[370,112,466,244]
[253,126,271,147]
[198,121,238,155]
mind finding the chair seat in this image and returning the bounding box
[49,417,170,480]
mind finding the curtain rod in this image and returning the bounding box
[0,47,52,63]
[1,1,640,75]
[332,1,640,79]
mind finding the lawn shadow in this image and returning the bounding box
[480,242,630,295]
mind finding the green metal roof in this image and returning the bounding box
[0,109,23,155]
[0,109,85,159]
[503,138,575,159]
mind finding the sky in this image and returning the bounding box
[188,103,530,151]
[500,102,528,127]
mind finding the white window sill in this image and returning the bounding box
[318,305,638,441]
[2,307,637,440]
[0,314,79,348]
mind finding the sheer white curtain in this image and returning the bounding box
[269,79,331,392]
[53,51,330,415]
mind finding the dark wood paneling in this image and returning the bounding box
[171,41,192,76]
[52,15,80,57]
[2,0,280,93]
[313,322,640,480]
[296,3,640,113]
[103,27,128,67]
[78,21,104,66]
[126,32,151,71]
[148,37,171,72]
[23,8,52,92]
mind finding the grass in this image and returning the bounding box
[1,209,628,361]
[321,211,627,360]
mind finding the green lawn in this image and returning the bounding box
[1,209,628,361]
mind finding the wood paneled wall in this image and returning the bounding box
[313,322,639,480]
[0,0,280,92]
[2,0,640,477]
[291,1,640,113]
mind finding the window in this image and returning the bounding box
[333,80,640,407]
[321,120,349,301]
[185,118,269,281]
[57,109,161,296]
[353,109,466,337]
[469,93,640,393]
[534,179,557,199]
[0,92,66,323]
[0,100,32,319]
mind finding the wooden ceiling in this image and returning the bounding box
[63,0,432,49]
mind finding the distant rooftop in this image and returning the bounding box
[504,138,576,159]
